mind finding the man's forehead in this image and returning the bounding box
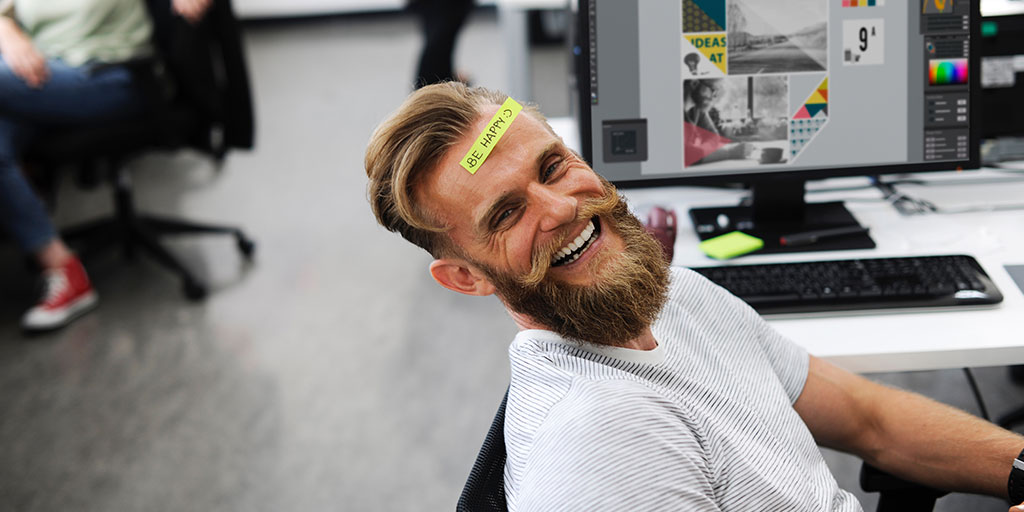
[432,107,555,188]
[420,106,558,226]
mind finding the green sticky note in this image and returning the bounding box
[699,231,764,260]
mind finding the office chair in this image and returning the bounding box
[456,390,508,512]
[457,391,945,512]
[25,0,255,300]
[997,365,1024,430]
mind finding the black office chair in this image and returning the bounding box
[25,0,255,300]
[998,365,1024,430]
[457,391,945,512]
[457,390,509,512]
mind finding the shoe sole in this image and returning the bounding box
[22,291,99,332]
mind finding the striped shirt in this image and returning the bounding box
[504,267,862,511]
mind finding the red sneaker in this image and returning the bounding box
[22,257,98,331]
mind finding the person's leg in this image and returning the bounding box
[0,59,134,330]
[0,58,147,124]
[413,1,448,88]
[0,117,52,255]
[414,0,475,88]
[0,114,95,331]
[0,58,146,258]
[35,238,74,268]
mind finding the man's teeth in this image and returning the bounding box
[551,220,597,266]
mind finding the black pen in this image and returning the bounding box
[779,225,870,246]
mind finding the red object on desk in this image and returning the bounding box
[644,206,677,263]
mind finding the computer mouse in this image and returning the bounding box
[644,206,677,263]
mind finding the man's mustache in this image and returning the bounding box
[518,186,621,287]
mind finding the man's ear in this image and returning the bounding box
[429,258,497,296]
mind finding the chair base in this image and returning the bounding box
[63,169,254,300]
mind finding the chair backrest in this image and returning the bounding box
[144,0,254,153]
[457,390,509,512]
[860,462,945,512]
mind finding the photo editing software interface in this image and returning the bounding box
[585,0,975,183]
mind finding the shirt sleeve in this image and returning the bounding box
[753,314,809,404]
[513,378,723,512]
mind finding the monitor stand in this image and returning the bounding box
[688,180,876,254]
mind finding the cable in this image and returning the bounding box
[870,176,1024,216]
[963,368,990,422]
[871,177,937,216]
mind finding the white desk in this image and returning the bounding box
[621,169,1024,374]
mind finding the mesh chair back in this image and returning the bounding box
[457,390,509,512]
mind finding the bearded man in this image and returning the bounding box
[365,82,1024,511]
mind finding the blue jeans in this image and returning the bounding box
[0,58,148,253]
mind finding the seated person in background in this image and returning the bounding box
[365,82,1024,511]
[0,0,210,331]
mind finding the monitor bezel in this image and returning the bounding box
[574,0,982,189]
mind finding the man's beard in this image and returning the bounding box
[475,183,670,348]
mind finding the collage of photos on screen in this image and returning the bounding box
[682,0,828,169]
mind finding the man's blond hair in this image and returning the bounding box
[365,82,548,258]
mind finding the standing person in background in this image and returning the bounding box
[410,0,475,89]
[0,0,211,332]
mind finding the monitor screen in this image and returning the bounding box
[576,0,980,253]
[980,10,1024,147]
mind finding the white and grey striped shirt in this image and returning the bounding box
[504,267,862,511]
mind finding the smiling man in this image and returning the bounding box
[365,82,1024,511]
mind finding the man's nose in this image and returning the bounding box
[530,183,577,232]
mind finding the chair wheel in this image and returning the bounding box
[237,235,255,259]
[183,280,207,301]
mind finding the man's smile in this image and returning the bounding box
[550,216,602,268]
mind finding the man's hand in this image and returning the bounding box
[0,17,48,88]
[1011,502,1024,512]
[172,0,213,24]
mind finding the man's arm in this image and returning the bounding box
[794,355,1024,500]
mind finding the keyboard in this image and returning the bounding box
[690,255,1003,315]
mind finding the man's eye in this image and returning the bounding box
[543,160,561,181]
[495,207,516,226]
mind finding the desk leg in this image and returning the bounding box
[498,6,532,101]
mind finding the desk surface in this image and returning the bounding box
[621,169,1024,374]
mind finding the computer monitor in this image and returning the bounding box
[980,2,1024,160]
[575,0,980,254]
